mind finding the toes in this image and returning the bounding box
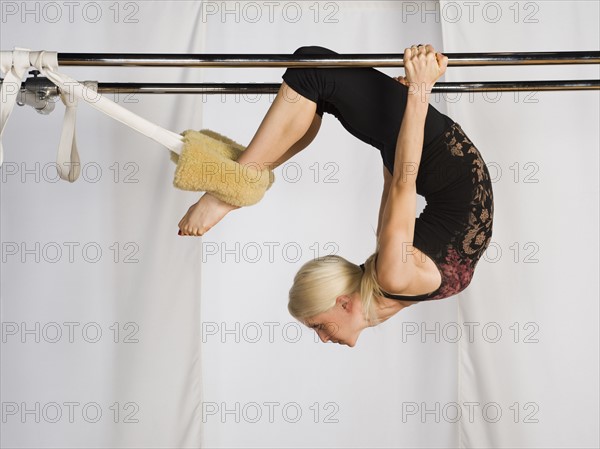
[190,228,204,237]
[178,227,206,237]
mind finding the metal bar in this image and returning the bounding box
[3,79,600,94]
[56,51,600,67]
[97,80,600,93]
[98,80,600,95]
[73,80,600,93]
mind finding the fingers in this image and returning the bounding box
[413,46,435,57]
[394,76,409,87]
[436,52,449,72]
[404,44,437,69]
[408,44,435,55]
[404,44,446,69]
[402,44,446,92]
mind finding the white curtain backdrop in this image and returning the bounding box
[1,1,597,448]
[440,1,599,447]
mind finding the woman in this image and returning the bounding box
[178,45,494,347]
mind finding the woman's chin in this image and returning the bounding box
[344,336,357,347]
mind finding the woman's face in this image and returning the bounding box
[304,292,368,347]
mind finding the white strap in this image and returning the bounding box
[1,48,185,173]
[56,83,84,182]
[0,49,31,166]
[29,50,184,154]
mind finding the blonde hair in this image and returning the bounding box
[288,253,385,326]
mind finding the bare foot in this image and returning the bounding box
[178,193,239,237]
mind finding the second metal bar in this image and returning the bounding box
[5,79,599,96]
[95,80,600,93]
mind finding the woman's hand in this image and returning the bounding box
[396,44,448,96]
[393,75,410,87]
[178,192,239,237]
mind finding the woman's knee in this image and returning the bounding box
[293,45,336,55]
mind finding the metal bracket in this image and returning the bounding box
[3,71,58,114]
[0,72,100,115]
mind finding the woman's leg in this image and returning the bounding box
[271,112,322,168]
[178,81,320,237]
[236,81,318,170]
[278,46,453,157]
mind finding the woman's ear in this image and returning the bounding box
[336,295,350,309]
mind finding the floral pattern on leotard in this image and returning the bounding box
[428,123,494,300]
[429,248,475,299]
[454,127,494,261]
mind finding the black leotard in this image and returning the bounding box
[282,46,494,301]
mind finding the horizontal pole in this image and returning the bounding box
[93,80,600,93]
[4,79,600,95]
[56,51,600,67]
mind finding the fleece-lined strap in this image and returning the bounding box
[172,129,275,207]
[2,48,275,208]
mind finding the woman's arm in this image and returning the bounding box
[377,165,393,238]
[376,96,429,291]
[375,45,448,291]
[391,94,429,185]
